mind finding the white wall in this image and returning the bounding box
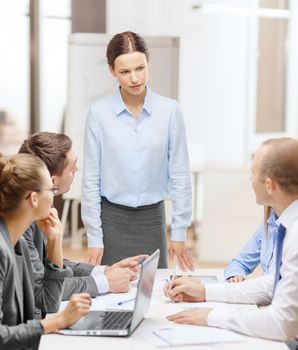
[40,0,71,132]
[286,1,298,137]
[199,168,263,263]
[0,0,29,133]
[0,0,71,134]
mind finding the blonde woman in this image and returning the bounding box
[0,153,91,349]
[224,206,278,282]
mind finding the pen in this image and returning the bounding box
[137,257,146,265]
[168,265,179,290]
[131,257,146,272]
[116,297,136,306]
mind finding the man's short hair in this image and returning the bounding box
[18,132,72,176]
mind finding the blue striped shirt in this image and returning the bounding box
[81,87,192,248]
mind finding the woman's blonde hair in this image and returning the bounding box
[264,206,272,236]
[0,153,46,214]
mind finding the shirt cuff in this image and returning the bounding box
[27,319,44,349]
[93,274,109,294]
[205,283,227,302]
[208,307,231,329]
[87,238,104,248]
[43,258,73,279]
[224,266,246,280]
[87,229,104,248]
[91,265,106,276]
[170,228,186,241]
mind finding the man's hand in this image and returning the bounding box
[105,267,135,293]
[168,241,194,271]
[164,276,206,303]
[111,254,149,272]
[227,275,246,283]
[167,308,211,326]
[85,247,104,265]
[37,208,64,267]
[36,208,63,241]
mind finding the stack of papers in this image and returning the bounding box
[151,325,245,346]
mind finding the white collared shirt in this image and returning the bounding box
[207,199,298,341]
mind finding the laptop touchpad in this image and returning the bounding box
[69,311,106,330]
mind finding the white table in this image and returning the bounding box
[38,269,288,350]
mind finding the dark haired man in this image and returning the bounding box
[20,132,146,316]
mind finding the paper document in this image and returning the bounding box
[93,291,137,311]
[170,274,219,284]
[152,325,245,346]
[153,277,168,292]
[180,301,258,310]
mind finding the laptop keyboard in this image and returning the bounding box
[102,311,132,330]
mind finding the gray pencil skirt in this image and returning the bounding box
[100,197,168,268]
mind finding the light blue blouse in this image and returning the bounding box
[224,210,279,279]
[81,87,192,248]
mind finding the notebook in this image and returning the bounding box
[58,249,160,336]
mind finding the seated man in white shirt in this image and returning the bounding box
[19,132,147,309]
[164,137,298,343]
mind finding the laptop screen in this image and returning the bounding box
[129,249,160,332]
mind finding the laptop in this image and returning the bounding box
[58,249,160,337]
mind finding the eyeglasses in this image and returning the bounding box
[25,186,60,199]
[44,186,60,196]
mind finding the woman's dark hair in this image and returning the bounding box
[18,132,72,176]
[106,31,150,68]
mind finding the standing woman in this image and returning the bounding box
[82,31,193,269]
[0,153,91,350]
